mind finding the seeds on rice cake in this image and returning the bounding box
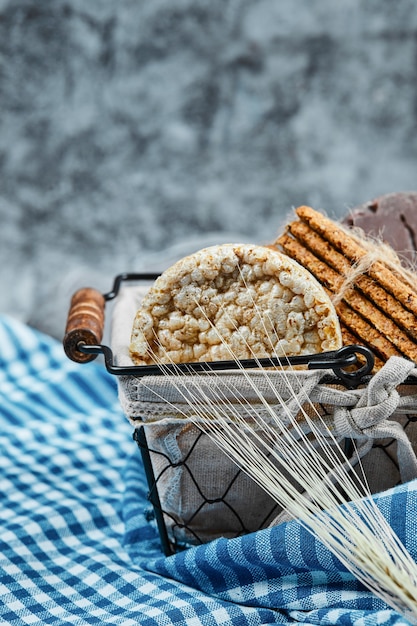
[129,243,342,366]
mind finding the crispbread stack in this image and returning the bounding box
[274,205,417,369]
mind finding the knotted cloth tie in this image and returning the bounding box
[333,356,417,483]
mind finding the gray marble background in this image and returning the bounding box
[2,0,417,338]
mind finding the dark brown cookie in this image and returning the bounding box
[343,192,417,265]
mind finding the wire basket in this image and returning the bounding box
[63,274,417,556]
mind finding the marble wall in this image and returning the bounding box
[2,0,417,337]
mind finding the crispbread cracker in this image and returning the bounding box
[334,300,402,362]
[276,232,413,360]
[288,220,417,340]
[274,206,417,368]
[130,243,342,366]
[296,205,417,317]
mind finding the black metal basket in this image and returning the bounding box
[63,274,417,556]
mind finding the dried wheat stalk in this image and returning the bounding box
[139,273,417,622]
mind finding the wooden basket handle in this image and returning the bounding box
[63,287,106,363]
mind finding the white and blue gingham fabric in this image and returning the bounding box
[0,314,416,625]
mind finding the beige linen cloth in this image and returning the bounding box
[111,285,417,547]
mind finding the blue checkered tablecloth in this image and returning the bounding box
[0,314,416,625]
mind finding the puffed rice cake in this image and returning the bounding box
[129,243,342,366]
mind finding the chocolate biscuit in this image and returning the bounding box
[343,192,417,264]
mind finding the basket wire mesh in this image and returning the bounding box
[64,273,417,556]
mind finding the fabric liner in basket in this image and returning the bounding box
[111,285,417,548]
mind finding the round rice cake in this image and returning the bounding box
[129,243,342,365]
